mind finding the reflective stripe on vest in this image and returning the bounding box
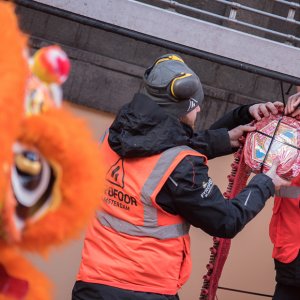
[99,129,109,144]
[97,211,190,239]
[276,186,300,198]
[98,145,195,239]
[141,145,193,227]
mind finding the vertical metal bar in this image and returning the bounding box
[287,7,296,20]
[167,0,176,12]
[229,8,238,20]
[285,6,296,45]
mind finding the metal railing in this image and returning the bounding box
[136,0,300,45]
[15,0,300,85]
[275,0,300,9]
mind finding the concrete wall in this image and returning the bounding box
[15,4,298,131]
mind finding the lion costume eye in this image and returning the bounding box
[12,142,56,228]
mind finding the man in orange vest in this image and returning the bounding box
[269,93,300,300]
[72,54,289,300]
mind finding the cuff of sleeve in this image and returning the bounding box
[209,128,233,156]
[240,104,254,124]
[250,173,275,198]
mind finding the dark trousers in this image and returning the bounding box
[273,283,300,300]
[273,251,300,300]
[72,281,180,300]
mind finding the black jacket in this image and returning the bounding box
[108,93,275,238]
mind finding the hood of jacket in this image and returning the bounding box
[108,93,193,158]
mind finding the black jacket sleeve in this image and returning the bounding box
[189,128,232,159]
[209,104,253,130]
[189,105,253,159]
[156,155,274,238]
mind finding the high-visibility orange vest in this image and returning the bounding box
[269,183,300,263]
[77,135,207,295]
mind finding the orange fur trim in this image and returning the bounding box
[17,107,105,253]
[0,245,52,300]
[0,2,28,199]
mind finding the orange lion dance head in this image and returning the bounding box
[0,3,105,300]
[0,1,28,204]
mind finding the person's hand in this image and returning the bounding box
[284,92,300,117]
[228,124,256,148]
[249,101,283,121]
[265,159,291,191]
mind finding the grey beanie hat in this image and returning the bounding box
[142,54,204,117]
